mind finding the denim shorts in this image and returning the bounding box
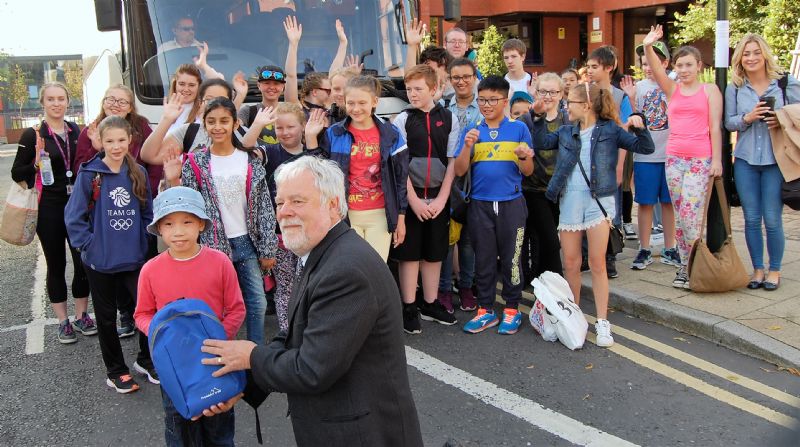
[558,189,616,231]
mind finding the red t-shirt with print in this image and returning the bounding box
[347,124,385,210]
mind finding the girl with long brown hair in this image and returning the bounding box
[533,82,654,347]
[65,115,155,393]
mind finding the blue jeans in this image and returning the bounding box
[162,388,235,447]
[734,160,785,271]
[230,235,267,345]
[438,223,475,292]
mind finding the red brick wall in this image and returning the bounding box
[535,16,582,74]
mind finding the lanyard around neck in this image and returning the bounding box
[47,124,73,177]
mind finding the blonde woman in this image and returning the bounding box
[724,34,800,291]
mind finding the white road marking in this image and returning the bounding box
[406,346,639,447]
[25,245,47,354]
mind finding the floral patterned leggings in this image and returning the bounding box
[274,240,298,332]
[666,155,712,266]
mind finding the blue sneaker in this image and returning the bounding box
[463,308,499,333]
[497,308,522,335]
[631,248,653,270]
[660,247,681,267]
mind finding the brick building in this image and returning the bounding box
[419,0,693,75]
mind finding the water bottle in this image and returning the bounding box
[39,151,54,186]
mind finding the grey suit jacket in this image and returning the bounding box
[247,221,423,447]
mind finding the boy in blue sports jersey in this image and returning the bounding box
[453,76,534,335]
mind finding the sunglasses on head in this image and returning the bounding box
[260,70,285,81]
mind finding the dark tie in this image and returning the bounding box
[295,259,305,282]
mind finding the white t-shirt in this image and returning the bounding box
[634,78,669,163]
[505,72,532,94]
[167,107,201,135]
[210,150,249,238]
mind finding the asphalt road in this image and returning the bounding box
[1,152,799,446]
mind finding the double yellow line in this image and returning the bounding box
[497,293,800,429]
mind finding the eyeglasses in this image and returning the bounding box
[567,100,587,105]
[451,75,473,83]
[477,98,505,106]
[316,88,332,94]
[447,40,467,46]
[537,89,562,97]
[260,70,285,81]
[103,97,131,107]
[178,26,194,32]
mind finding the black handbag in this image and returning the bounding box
[576,158,624,255]
[449,168,471,224]
[782,178,800,210]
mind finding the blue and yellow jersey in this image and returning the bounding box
[455,117,533,202]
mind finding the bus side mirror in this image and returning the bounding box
[443,0,461,22]
[94,0,121,32]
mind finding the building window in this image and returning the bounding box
[494,15,543,65]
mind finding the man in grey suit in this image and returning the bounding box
[200,156,423,447]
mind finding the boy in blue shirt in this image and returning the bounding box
[453,76,534,335]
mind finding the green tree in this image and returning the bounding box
[63,62,84,103]
[475,25,505,77]
[762,0,800,68]
[672,0,765,48]
[7,64,29,116]
[0,51,11,107]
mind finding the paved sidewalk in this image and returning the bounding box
[584,206,800,368]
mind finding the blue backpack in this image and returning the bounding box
[149,298,246,419]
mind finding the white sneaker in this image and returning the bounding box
[595,319,614,347]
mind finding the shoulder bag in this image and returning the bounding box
[576,157,624,255]
[687,177,749,292]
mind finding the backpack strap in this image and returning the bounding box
[186,152,204,190]
[88,172,102,211]
[247,105,259,127]
[182,123,200,153]
[778,73,790,104]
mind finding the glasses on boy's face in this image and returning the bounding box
[451,75,473,84]
[477,97,505,106]
[537,89,562,97]
[447,40,467,47]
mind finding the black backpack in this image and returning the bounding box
[182,123,201,153]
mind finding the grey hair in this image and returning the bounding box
[274,156,348,218]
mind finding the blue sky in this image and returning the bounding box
[1,0,120,56]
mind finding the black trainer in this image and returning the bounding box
[403,304,421,334]
[606,258,619,279]
[133,361,160,385]
[419,301,457,326]
[117,312,135,339]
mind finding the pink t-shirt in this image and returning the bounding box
[666,84,712,158]
[347,125,385,211]
[135,246,245,340]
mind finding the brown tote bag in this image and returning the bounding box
[687,177,749,293]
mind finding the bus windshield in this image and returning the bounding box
[128,0,413,104]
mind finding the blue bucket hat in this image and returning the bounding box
[147,186,211,236]
[510,90,533,106]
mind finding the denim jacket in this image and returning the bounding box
[724,75,800,166]
[536,117,654,202]
[319,115,409,232]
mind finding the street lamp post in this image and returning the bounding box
[708,0,731,251]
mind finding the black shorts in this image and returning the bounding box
[391,201,450,262]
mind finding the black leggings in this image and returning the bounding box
[36,201,89,304]
[522,190,563,282]
[84,266,151,378]
[622,190,633,224]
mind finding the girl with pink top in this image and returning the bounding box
[642,25,723,290]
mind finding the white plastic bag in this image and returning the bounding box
[0,181,38,246]
[531,271,588,350]
[529,298,558,342]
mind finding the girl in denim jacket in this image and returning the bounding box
[533,82,654,347]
